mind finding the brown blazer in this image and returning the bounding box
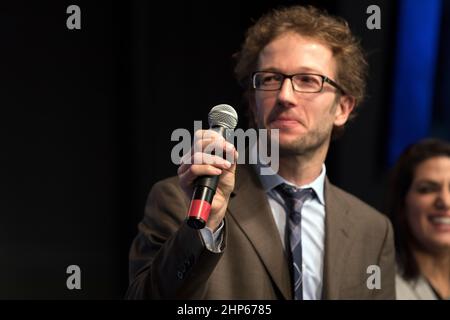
[126,164,395,299]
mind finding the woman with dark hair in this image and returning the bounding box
[388,138,450,299]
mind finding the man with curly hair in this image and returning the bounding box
[127,5,395,300]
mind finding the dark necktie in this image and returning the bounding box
[275,183,314,300]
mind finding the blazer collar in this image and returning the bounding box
[228,165,356,300]
[321,178,356,299]
[227,164,292,299]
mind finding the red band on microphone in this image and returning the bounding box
[187,199,211,222]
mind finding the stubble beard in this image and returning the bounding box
[276,123,332,158]
[256,100,337,158]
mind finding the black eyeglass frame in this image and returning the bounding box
[251,71,346,95]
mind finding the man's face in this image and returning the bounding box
[253,32,353,155]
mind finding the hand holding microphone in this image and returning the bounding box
[177,104,238,230]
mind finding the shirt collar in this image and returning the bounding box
[251,141,326,205]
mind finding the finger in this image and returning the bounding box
[193,135,224,155]
[225,144,238,168]
[178,144,233,176]
[201,139,236,159]
[193,129,234,152]
[193,129,223,142]
[191,152,232,168]
[178,152,194,176]
[179,164,223,186]
[177,162,190,176]
[219,148,240,177]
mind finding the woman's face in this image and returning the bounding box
[405,156,450,253]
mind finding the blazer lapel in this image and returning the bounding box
[322,178,355,299]
[227,164,292,299]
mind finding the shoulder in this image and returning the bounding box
[144,175,190,221]
[396,272,419,300]
[146,175,189,206]
[150,175,182,195]
[327,181,390,229]
[395,271,438,300]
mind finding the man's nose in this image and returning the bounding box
[277,78,296,107]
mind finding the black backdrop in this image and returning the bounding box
[1,0,397,298]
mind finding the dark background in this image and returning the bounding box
[0,0,446,298]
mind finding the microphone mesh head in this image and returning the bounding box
[208,104,238,129]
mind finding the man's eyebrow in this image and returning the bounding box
[258,66,323,74]
[257,67,282,73]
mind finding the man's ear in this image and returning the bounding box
[334,95,355,126]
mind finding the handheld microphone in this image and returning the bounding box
[186,104,238,229]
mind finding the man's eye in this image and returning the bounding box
[262,75,281,83]
[298,76,319,84]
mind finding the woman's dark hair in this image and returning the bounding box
[387,138,450,280]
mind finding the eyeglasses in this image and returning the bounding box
[252,71,345,94]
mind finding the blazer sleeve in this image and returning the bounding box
[374,215,396,299]
[126,178,226,299]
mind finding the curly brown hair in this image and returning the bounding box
[234,5,368,137]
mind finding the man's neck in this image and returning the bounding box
[277,144,327,186]
[413,248,450,298]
